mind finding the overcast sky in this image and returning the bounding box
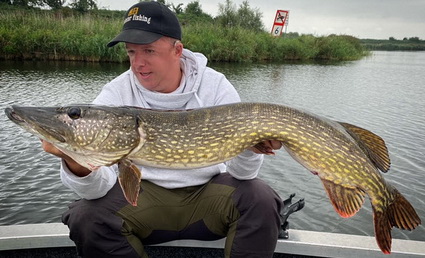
[97,0,425,40]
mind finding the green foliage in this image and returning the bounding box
[185,1,203,15]
[171,3,184,14]
[69,0,97,13]
[2,0,94,10]
[235,1,264,31]
[0,9,126,61]
[177,1,213,25]
[316,35,365,60]
[8,0,39,7]
[407,37,420,42]
[215,0,264,32]
[361,38,425,51]
[0,6,369,63]
[43,0,65,9]
[183,24,367,62]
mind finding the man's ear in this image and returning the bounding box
[174,41,183,56]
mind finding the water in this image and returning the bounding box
[0,52,424,242]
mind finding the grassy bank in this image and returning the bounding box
[0,9,368,62]
[361,38,425,51]
[0,10,127,62]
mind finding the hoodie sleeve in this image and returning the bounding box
[226,150,264,180]
[60,161,118,200]
[59,72,128,199]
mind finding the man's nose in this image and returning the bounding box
[132,52,147,66]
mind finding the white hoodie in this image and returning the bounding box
[60,49,264,199]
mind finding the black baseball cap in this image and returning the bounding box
[107,1,182,47]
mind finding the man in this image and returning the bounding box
[43,2,283,257]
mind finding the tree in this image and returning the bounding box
[216,0,237,27]
[185,1,203,16]
[70,0,97,13]
[408,37,420,42]
[236,1,263,31]
[8,0,42,7]
[171,3,183,14]
[216,0,264,31]
[43,0,65,9]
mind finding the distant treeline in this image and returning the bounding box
[361,38,425,51]
[0,1,369,62]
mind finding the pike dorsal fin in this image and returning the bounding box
[339,122,391,173]
[321,179,366,218]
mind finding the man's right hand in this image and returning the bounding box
[41,140,92,177]
[41,139,67,159]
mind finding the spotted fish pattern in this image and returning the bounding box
[5,102,421,254]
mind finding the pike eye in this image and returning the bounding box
[68,107,81,120]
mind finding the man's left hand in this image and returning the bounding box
[249,140,282,155]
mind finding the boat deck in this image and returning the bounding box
[0,223,424,257]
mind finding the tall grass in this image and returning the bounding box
[0,10,126,62]
[183,23,367,62]
[0,10,368,62]
[361,38,425,51]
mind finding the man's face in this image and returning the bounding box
[126,38,182,93]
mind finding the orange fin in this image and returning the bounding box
[373,208,392,254]
[339,122,391,172]
[321,179,365,218]
[118,159,142,206]
[373,188,421,254]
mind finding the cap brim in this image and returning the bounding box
[107,29,163,47]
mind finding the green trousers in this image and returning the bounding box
[62,173,282,257]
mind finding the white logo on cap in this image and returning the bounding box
[124,14,152,25]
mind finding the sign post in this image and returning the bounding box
[271,10,289,37]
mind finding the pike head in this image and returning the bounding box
[5,105,145,170]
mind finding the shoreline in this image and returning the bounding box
[0,9,368,63]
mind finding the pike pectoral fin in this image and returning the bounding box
[118,159,142,207]
[339,122,391,172]
[321,179,365,218]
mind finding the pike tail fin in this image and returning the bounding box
[118,159,142,206]
[373,190,421,254]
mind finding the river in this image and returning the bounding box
[0,51,424,242]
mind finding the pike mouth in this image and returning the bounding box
[5,107,25,123]
[5,106,66,143]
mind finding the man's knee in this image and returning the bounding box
[62,199,140,257]
[212,173,282,224]
[214,174,282,257]
[235,177,281,214]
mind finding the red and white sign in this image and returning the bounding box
[271,10,289,37]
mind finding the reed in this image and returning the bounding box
[0,10,126,62]
[0,9,368,62]
[183,24,367,62]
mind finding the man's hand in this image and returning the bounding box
[41,140,91,177]
[41,140,67,159]
[250,140,282,155]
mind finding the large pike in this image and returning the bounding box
[4,103,421,254]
